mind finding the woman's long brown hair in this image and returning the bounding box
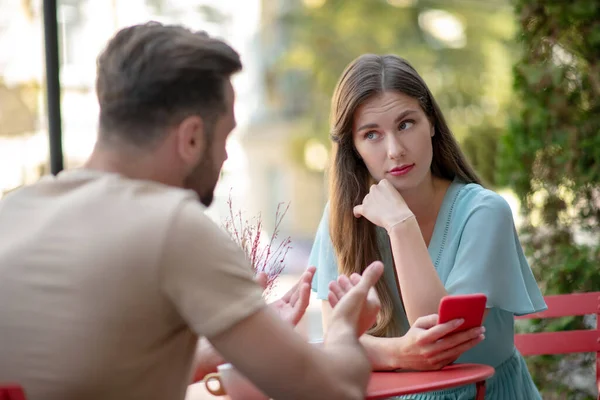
[329,54,481,337]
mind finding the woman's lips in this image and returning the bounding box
[388,164,415,176]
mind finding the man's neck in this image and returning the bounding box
[84,143,181,188]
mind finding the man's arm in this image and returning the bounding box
[208,307,365,400]
[192,338,225,382]
[207,262,383,400]
[161,203,379,397]
[192,266,317,381]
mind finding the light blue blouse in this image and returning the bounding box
[309,180,547,399]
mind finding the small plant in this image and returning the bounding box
[222,193,292,297]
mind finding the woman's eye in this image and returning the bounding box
[365,131,380,140]
[399,121,414,130]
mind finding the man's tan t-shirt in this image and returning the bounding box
[0,169,265,400]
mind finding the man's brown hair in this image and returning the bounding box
[96,22,242,146]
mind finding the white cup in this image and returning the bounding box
[204,363,269,400]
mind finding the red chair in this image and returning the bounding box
[0,384,26,400]
[515,292,600,400]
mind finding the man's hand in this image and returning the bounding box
[327,261,383,339]
[193,266,316,381]
[257,266,316,326]
[327,264,382,336]
[317,261,384,398]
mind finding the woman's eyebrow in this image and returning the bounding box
[356,109,418,132]
[394,109,418,123]
[356,122,379,132]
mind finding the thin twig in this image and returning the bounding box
[221,193,292,296]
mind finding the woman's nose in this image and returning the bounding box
[387,136,405,159]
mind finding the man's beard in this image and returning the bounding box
[199,182,214,207]
[185,151,220,207]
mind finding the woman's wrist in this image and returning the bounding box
[361,334,407,370]
[386,335,408,370]
[386,213,418,236]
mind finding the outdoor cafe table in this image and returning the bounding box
[189,363,495,400]
[367,363,495,400]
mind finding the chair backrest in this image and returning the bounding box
[0,384,26,400]
[514,292,600,398]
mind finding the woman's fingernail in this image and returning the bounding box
[455,318,465,326]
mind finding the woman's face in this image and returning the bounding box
[352,90,434,193]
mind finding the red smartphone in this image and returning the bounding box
[438,293,487,332]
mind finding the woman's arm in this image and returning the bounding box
[322,297,401,370]
[388,217,448,324]
[388,218,490,324]
[354,179,490,325]
[322,300,405,370]
[321,300,484,371]
[353,179,448,324]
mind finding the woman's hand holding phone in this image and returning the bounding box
[329,275,486,371]
[396,314,485,371]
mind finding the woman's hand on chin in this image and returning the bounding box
[353,179,415,232]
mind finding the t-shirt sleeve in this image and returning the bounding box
[308,204,340,300]
[160,201,265,338]
[446,193,547,316]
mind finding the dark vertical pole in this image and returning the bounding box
[43,0,64,175]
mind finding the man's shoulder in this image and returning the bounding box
[122,180,200,213]
[67,170,201,217]
[0,171,205,235]
[169,200,228,244]
[101,177,211,237]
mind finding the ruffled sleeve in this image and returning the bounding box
[445,191,547,316]
[308,204,340,300]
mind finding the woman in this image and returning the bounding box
[309,54,547,399]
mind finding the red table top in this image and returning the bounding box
[366,363,495,399]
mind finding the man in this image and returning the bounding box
[0,22,382,400]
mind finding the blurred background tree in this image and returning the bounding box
[498,0,600,398]
[267,0,515,186]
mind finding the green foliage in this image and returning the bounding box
[272,0,516,184]
[499,0,600,397]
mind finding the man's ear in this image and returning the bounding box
[176,115,206,167]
